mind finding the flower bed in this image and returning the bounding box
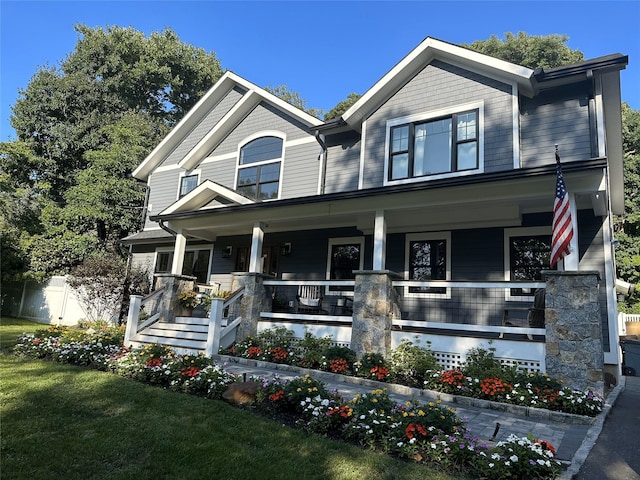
[223,327,604,417]
[12,324,564,479]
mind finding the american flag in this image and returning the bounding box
[550,152,573,268]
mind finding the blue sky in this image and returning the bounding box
[1,1,639,142]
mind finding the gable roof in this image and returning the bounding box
[132,71,323,181]
[158,180,254,216]
[340,37,535,131]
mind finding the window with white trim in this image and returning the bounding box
[326,237,364,294]
[405,232,451,298]
[237,136,283,201]
[385,104,482,184]
[179,174,199,197]
[504,227,554,299]
[154,248,212,284]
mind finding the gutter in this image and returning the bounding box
[314,130,328,194]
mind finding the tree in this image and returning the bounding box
[463,32,584,69]
[324,93,361,120]
[265,84,323,119]
[5,25,223,279]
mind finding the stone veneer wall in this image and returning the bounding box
[350,270,402,358]
[232,272,273,342]
[153,274,196,323]
[543,271,604,395]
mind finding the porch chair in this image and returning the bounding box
[296,285,324,314]
[527,288,545,328]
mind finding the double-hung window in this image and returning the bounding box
[237,136,283,201]
[405,232,451,297]
[388,107,480,182]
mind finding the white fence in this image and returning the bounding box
[1,276,86,326]
[619,312,640,336]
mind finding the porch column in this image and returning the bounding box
[171,229,187,275]
[153,273,196,323]
[232,272,273,341]
[351,270,402,358]
[543,270,604,395]
[372,210,387,271]
[249,222,265,273]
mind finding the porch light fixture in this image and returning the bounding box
[222,246,233,258]
[281,242,292,256]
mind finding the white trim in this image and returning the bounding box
[503,226,552,302]
[342,37,534,129]
[512,84,521,169]
[234,133,285,201]
[159,179,253,216]
[383,102,484,187]
[326,236,365,296]
[594,76,607,159]
[404,231,451,299]
[601,168,621,365]
[358,119,367,190]
[176,169,201,200]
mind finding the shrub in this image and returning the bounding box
[387,339,440,387]
[321,346,357,374]
[461,344,504,380]
[355,352,390,381]
[290,332,333,369]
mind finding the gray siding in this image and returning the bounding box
[324,131,361,194]
[363,61,514,188]
[520,93,592,167]
[159,87,245,168]
[146,170,181,228]
[281,143,322,198]
[212,103,313,156]
[200,158,237,190]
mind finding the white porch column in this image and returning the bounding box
[373,210,387,271]
[171,229,187,275]
[561,193,580,271]
[249,222,265,273]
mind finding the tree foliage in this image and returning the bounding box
[265,84,323,119]
[324,93,361,120]
[3,25,223,280]
[463,32,584,69]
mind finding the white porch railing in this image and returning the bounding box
[619,312,640,336]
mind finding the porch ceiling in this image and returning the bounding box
[159,167,606,241]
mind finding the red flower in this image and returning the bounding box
[370,365,389,380]
[405,423,416,439]
[181,366,201,377]
[537,439,556,456]
[247,346,263,358]
[329,358,348,373]
[33,338,41,346]
[269,389,285,401]
[146,358,162,367]
[270,347,288,360]
[480,377,512,397]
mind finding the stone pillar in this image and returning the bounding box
[231,272,273,341]
[153,274,196,323]
[351,270,402,358]
[543,270,604,395]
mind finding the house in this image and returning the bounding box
[123,37,628,388]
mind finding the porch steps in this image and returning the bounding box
[128,317,210,354]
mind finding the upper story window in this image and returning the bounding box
[237,136,283,201]
[385,104,483,185]
[179,174,199,197]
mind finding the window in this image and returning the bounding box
[180,174,199,197]
[387,108,480,182]
[237,136,283,201]
[326,237,364,293]
[154,248,212,284]
[405,232,451,297]
[505,227,554,298]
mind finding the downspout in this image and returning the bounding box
[314,130,328,195]
[159,219,178,236]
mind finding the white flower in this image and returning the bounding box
[397,442,404,448]
[491,453,501,460]
[510,455,518,462]
[537,459,546,465]
[489,463,494,468]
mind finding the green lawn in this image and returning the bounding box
[0,318,465,480]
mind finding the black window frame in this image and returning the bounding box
[408,238,448,295]
[237,136,283,201]
[179,174,199,197]
[388,109,479,182]
[508,234,553,297]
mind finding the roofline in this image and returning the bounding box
[340,37,535,130]
[151,158,608,222]
[132,71,322,181]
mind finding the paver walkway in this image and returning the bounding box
[215,354,621,473]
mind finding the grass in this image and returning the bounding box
[0,318,465,480]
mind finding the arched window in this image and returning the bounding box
[237,136,283,200]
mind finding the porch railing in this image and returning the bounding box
[124,287,165,345]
